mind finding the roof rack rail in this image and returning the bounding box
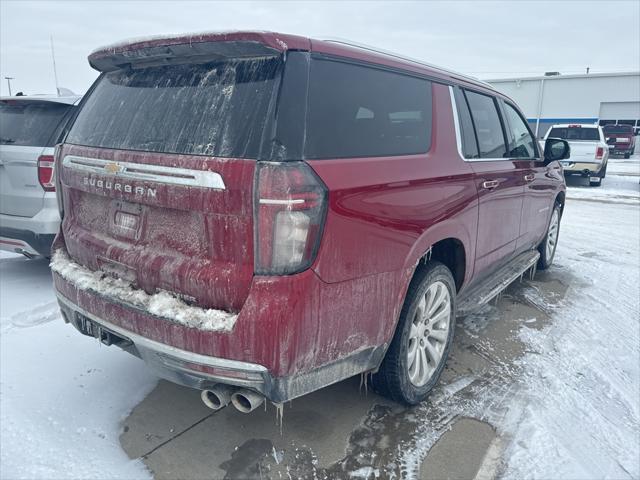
[322,38,494,89]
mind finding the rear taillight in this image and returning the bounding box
[254,162,327,275]
[53,145,64,218]
[595,147,604,160]
[37,155,55,192]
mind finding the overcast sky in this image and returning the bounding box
[1,0,639,96]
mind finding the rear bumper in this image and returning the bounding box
[51,246,398,402]
[56,293,269,391]
[562,161,604,176]
[609,145,634,154]
[0,226,55,256]
[56,292,384,403]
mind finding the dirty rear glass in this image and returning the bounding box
[0,101,72,147]
[67,57,281,158]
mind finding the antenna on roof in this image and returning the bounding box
[50,35,60,96]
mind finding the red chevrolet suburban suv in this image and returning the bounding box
[51,32,568,410]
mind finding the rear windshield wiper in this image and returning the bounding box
[0,137,16,144]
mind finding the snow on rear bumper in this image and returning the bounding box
[51,246,401,402]
[50,248,237,332]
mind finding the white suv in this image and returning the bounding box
[0,95,80,257]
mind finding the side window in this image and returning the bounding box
[502,102,538,158]
[453,87,479,159]
[305,58,432,159]
[464,90,507,159]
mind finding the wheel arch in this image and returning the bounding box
[403,220,473,293]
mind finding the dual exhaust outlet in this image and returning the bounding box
[200,384,264,413]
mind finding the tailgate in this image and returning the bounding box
[567,141,600,161]
[0,145,47,217]
[58,144,255,312]
[56,51,283,313]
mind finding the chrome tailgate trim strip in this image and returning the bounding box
[62,155,226,190]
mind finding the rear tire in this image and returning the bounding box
[372,262,456,405]
[624,152,631,159]
[537,203,561,270]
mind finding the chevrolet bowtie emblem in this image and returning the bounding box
[104,162,123,174]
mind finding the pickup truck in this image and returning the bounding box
[542,123,609,187]
[603,124,636,159]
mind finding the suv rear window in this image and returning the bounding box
[603,125,634,134]
[67,57,281,158]
[304,58,432,159]
[548,127,600,141]
[0,101,72,147]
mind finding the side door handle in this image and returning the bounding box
[482,180,499,190]
[524,173,535,182]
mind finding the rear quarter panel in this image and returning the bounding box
[306,82,478,354]
[308,82,478,284]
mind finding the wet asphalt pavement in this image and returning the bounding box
[119,266,571,480]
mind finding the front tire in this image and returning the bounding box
[372,262,456,405]
[537,204,561,269]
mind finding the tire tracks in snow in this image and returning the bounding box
[0,300,60,333]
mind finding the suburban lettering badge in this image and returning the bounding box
[83,177,157,198]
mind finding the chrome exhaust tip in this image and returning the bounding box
[231,388,265,413]
[200,384,235,411]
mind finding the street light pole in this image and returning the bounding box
[4,77,14,96]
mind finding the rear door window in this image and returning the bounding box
[464,90,507,159]
[305,58,432,159]
[502,102,538,158]
[67,57,281,158]
[0,101,72,147]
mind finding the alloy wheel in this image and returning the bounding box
[546,209,559,260]
[407,281,451,387]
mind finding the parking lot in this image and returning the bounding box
[1,157,639,479]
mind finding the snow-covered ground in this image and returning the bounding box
[503,185,639,478]
[1,158,639,479]
[0,256,157,479]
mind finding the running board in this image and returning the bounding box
[456,250,540,317]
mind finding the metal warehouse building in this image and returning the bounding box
[488,72,640,138]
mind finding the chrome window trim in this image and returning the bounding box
[449,85,465,159]
[56,293,267,374]
[62,155,226,190]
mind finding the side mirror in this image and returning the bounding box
[544,138,570,164]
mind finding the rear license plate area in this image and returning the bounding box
[109,200,144,240]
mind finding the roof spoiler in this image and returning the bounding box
[90,40,280,72]
[88,32,309,72]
